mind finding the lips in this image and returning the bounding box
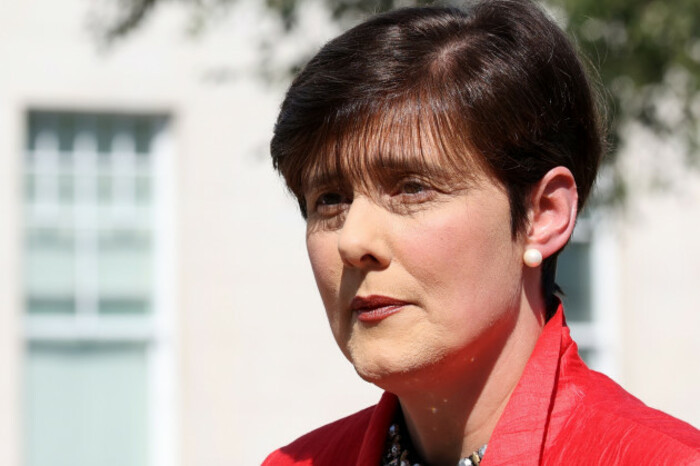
[350,295,409,323]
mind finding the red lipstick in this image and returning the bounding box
[350,295,408,323]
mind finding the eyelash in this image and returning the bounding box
[395,180,430,196]
[390,178,440,207]
[309,191,349,216]
[307,179,437,217]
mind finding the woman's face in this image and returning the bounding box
[304,152,526,387]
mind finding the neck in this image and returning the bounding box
[391,302,545,466]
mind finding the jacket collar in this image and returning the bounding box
[481,305,563,466]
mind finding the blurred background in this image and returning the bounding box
[0,0,698,464]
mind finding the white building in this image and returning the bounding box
[0,1,697,465]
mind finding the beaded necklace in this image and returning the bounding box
[382,414,487,466]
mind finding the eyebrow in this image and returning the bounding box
[302,155,453,193]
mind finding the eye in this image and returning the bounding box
[317,192,345,206]
[399,181,427,195]
[394,179,434,198]
[387,178,438,211]
[308,190,351,217]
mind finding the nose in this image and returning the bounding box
[337,196,391,270]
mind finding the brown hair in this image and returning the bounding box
[271,0,605,318]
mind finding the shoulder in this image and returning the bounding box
[546,345,700,464]
[262,404,377,466]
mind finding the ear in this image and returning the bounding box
[525,166,578,260]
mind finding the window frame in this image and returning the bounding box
[22,111,178,466]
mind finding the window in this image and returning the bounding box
[23,111,175,466]
[557,213,617,376]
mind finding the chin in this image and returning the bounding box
[347,342,452,391]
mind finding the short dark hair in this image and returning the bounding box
[271,0,606,318]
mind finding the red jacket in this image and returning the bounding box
[263,307,700,465]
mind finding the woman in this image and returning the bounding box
[264,1,700,464]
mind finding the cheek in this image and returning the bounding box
[398,206,520,308]
[306,231,346,333]
[306,231,356,361]
[306,232,340,299]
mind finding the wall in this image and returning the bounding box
[617,125,700,426]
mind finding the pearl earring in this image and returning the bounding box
[523,248,542,267]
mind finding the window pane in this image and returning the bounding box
[97,174,112,205]
[98,230,152,314]
[24,174,36,202]
[28,113,59,153]
[133,117,154,155]
[58,175,74,203]
[26,298,75,315]
[24,342,148,466]
[95,115,114,155]
[25,229,76,314]
[100,298,150,315]
[57,113,76,153]
[578,347,594,366]
[557,242,592,322]
[134,175,152,204]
